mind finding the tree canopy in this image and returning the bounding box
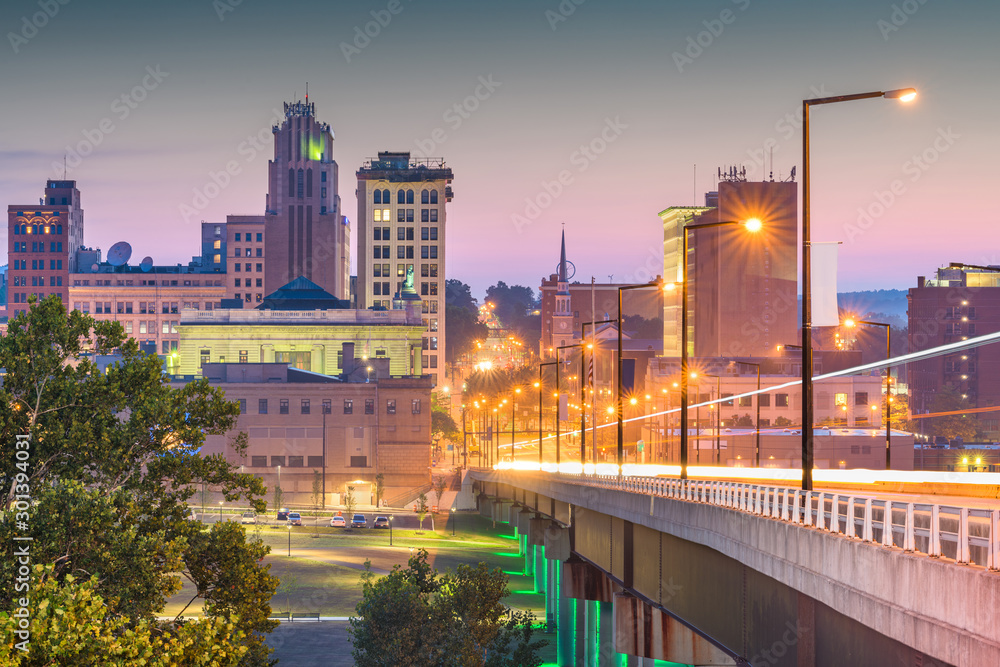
[350,549,545,666]
[483,282,539,341]
[0,296,278,665]
[927,385,978,441]
[446,303,489,365]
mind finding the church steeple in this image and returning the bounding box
[558,227,568,284]
[550,227,574,355]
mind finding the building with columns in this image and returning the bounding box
[356,152,454,386]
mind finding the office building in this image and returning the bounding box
[264,99,350,300]
[660,176,797,358]
[7,180,85,317]
[356,151,454,386]
[907,264,1000,440]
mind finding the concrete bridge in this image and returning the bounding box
[470,470,1000,667]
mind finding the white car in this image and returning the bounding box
[330,515,346,528]
[240,511,257,525]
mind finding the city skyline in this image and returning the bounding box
[1,0,998,298]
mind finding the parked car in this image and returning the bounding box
[330,515,346,528]
[351,513,367,529]
[287,512,303,526]
[240,511,257,525]
[372,516,390,529]
[187,508,198,521]
[276,509,289,522]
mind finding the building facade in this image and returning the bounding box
[264,100,349,300]
[225,215,266,305]
[7,180,85,316]
[907,265,1000,440]
[356,152,454,386]
[660,178,798,359]
[178,361,433,505]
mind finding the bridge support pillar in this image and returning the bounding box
[557,567,574,665]
[546,557,558,630]
[613,592,738,665]
[598,600,615,667]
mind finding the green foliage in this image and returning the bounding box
[446,303,489,364]
[345,485,357,518]
[483,281,539,341]
[928,386,978,441]
[432,476,448,510]
[728,413,755,428]
[0,566,249,666]
[775,416,793,427]
[350,550,545,667]
[311,469,323,509]
[445,279,478,313]
[622,314,664,340]
[417,493,429,531]
[464,365,536,400]
[0,296,277,666]
[374,473,386,508]
[432,408,460,444]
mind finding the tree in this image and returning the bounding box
[446,303,489,365]
[312,470,326,510]
[432,475,448,511]
[416,492,429,531]
[728,413,755,428]
[775,416,793,427]
[484,281,539,341]
[0,296,278,665]
[345,485,357,522]
[445,279,478,313]
[432,408,460,448]
[273,484,284,511]
[374,472,386,509]
[0,566,249,666]
[927,386,978,442]
[350,549,546,667]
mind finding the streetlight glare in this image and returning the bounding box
[743,218,763,232]
[884,87,917,102]
[662,282,677,291]
[843,318,856,328]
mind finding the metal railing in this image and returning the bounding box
[576,475,1000,570]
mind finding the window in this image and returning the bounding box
[322,399,332,414]
[854,392,869,406]
[412,399,421,414]
[430,209,438,223]
[834,393,848,407]
[280,399,289,415]
[271,456,285,467]
[430,190,438,204]
[374,209,382,222]
[288,456,304,468]
[386,400,396,415]
[776,393,789,407]
[259,399,268,414]
[343,399,353,414]
[758,394,770,407]
[251,456,267,467]
[739,395,752,407]
[239,350,248,363]
[421,189,429,204]
[374,189,382,204]
[234,233,241,242]
[301,399,310,414]
[307,455,324,467]
[365,399,375,414]
[257,233,263,242]
[239,399,247,414]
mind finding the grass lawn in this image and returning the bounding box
[164,513,544,620]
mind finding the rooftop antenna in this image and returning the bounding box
[768,145,774,182]
[693,164,696,205]
[305,81,308,103]
[63,154,67,179]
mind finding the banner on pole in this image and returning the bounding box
[811,242,840,327]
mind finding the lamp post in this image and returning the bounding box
[389,514,394,546]
[538,363,557,466]
[287,522,292,557]
[511,388,520,461]
[219,500,223,523]
[843,317,892,469]
[557,341,591,464]
[679,219,763,478]
[617,281,668,472]
[451,507,456,536]
[581,319,615,464]
[735,361,762,468]
[800,86,916,491]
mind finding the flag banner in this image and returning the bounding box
[811,242,840,327]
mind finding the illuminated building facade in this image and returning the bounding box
[264,99,350,300]
[356,151,454,386]
[660,179,797,358]
[7,180,85,316]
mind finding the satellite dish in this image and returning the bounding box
[140,256,153,272]
[90,263,99,272]
[107,241,132,267]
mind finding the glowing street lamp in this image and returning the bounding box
[800,86,916,490]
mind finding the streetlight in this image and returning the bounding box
[219,500,223,523]
[389,514,394,546]
[451,507,456,536]
[538,364,556,465]
[801,86,915,491]
[843,317,892,469]
[581,319,615,464]
[617,280,670,472]
[678,219,763,478]
[734,361,762,468]
[287,522,292,557]
[510,388,521,462]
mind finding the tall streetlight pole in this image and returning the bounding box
[679,218,763,478]
[735,361,762,467]
[510,388,520,462]
[581,319,615,464]
[538,362,556,466]
[844,317,892,469]
[558,341,591,464]
[617,282,668,472]
[801,86,916,491]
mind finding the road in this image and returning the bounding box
[197,510,452,531]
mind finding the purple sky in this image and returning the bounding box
[1,0,997,300]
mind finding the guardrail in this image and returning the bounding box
[575,475,1000,571]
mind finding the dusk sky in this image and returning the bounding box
[1,0,997,299]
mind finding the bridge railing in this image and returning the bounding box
[580,474,1000,571]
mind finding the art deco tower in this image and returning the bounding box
[264,99,349,299]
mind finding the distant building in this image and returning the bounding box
[177,277,425,378]
[356,151,454,386]
[224,215,266,305]
[907,265,1000,440]
[264,100,350,300]
[660,178,798,358]
[7,180,85,317]
[175,357,433,505]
